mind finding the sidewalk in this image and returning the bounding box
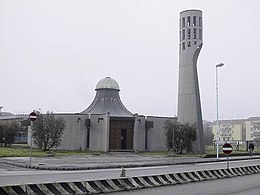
[1,152,260,171]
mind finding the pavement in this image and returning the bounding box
[1,152,260,171]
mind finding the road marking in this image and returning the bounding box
[195,162,226,166]
[126,166,169,170]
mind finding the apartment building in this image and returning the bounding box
[212,117,260,144]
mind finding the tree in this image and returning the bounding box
[32,112,65,151]
[0,122,18,147]
[164,120,197,154]
[203,122,214,146]
[164,120,174,151]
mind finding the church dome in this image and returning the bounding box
[82,77,132,117]
[96,77,120,91]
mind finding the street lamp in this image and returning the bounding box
[216,63,224,159]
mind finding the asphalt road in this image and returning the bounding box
[110,173,260,195]
[0,162,30,172]
[1,159,260,186]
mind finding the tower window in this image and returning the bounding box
[193,28,197,39]
[182,29,185,40]
[199,17,202,27]
[193,16,196,26]
[199,29,202,40]
[182,42,185,50]
[182,17,185,28]
[193,41,197,45]
[187,16,191,26]
[187,41,191,47]
[187,28,190,39]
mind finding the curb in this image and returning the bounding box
[1,165,260,194]
[1,156,260,171]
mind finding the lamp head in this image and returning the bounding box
[216,63,224,67]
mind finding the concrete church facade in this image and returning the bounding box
[57,77,176,152]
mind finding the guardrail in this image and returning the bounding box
[1,165,260,194]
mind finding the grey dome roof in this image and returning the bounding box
[82,77,133,117]
[96,77,120,91]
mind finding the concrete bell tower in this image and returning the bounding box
[177,10,205,154]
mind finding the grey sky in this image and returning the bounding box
[0,0,259,121]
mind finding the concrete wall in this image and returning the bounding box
[89,113,110,152]
[133,114,146,152]
[146,116,177,151]
[58,114,89,151]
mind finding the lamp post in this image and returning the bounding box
[216,63,224,159]
[172,123,175,162]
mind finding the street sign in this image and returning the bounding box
[29,111,37,167]
[29,112,37,122]
[222,143,233,169]
[223,143,233,155]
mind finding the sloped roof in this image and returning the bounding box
[81,77,133,117]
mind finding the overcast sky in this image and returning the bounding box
[1,0,259,121]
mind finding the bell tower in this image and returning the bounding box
[177,10,205,153]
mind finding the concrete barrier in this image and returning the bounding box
[1,165,260,194]
[0,184,26,195]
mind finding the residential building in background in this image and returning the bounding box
[212,117,260,145]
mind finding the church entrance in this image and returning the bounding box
[109,117,134,151]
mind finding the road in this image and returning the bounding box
[0,162,30,172]
[110,173,260,195]
[1,159,260,186]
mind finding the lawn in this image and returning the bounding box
[0,144,259,158]
[0,144,96,157]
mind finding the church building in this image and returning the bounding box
[57,77,176,152]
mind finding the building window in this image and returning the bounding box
[182,17,185,28]
[193,16,196,26]
[187,16,191,26]
[187,41,191,47]
[193,28,196,39]
[179,31,181,42]
[182,42,185,50]
[199,29,202,40]
[182,29,185,40]
[193,41,197,45]
[199,17,202,27]
[187,28,190,39]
